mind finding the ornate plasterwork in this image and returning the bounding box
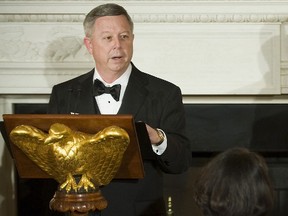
[133,14,288,23]
[0,0,287,95]
[2,0,288,23]
[0,14,85,22]
[0,24,91,63]
[1,14,288,23]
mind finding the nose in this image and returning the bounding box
[113,37,121,49]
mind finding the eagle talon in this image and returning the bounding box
[77,173,96,191]
[60,173,78,192]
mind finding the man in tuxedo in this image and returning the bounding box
[48,3,192,216]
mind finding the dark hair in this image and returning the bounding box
[194,147,274,216]
[83,3,134,37]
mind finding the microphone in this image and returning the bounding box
[67,88,73,114]
[73,87,81,115]
[67,86,81,115]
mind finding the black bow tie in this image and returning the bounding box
[93,79,121,101]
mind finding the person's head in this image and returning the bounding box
[83,3,134,81]
[194,147,274,216]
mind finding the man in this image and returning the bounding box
[48,3,192,216]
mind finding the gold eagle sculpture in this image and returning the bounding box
[9,123,130,193]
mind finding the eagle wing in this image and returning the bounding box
[80,126,130,186]
[9,124,64,182]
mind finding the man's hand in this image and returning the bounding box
[145,124,164,146]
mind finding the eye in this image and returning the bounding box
[103,36,112,41]
[120,34,129,40]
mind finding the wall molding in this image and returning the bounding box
[0,0,288,95]
[2,1,288,23]
[1,14,288,23]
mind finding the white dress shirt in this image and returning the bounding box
[93,64,131,114]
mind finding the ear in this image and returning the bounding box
[83,37,93,54]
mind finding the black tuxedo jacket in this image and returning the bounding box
[48,63,191,216]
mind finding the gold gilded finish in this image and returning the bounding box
[10,123,130,192]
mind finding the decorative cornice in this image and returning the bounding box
[2,0,288,23]
[1,14,288,23]
[132,13,288,23]
[0,14,85,22]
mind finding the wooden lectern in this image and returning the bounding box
[2,114,145,216]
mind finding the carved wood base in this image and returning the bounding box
[49,189,107,216]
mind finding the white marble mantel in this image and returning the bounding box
[1,0,288,96]
[1,1,288,215]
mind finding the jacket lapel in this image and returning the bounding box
[76,70,99,114]
[76,65,148,115]
[118,65,148,117]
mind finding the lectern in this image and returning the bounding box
[2,114,145,216]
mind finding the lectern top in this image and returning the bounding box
[2,114,145,179]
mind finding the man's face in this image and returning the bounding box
[84,15,134,77]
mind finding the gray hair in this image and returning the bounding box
[83,3,134,38]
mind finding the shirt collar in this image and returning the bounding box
[93,63,132,87]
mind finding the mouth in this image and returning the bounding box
[111,55,123,60]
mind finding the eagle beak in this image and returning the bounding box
[44,134,62,144]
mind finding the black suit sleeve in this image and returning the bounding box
[156,86,192,174]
